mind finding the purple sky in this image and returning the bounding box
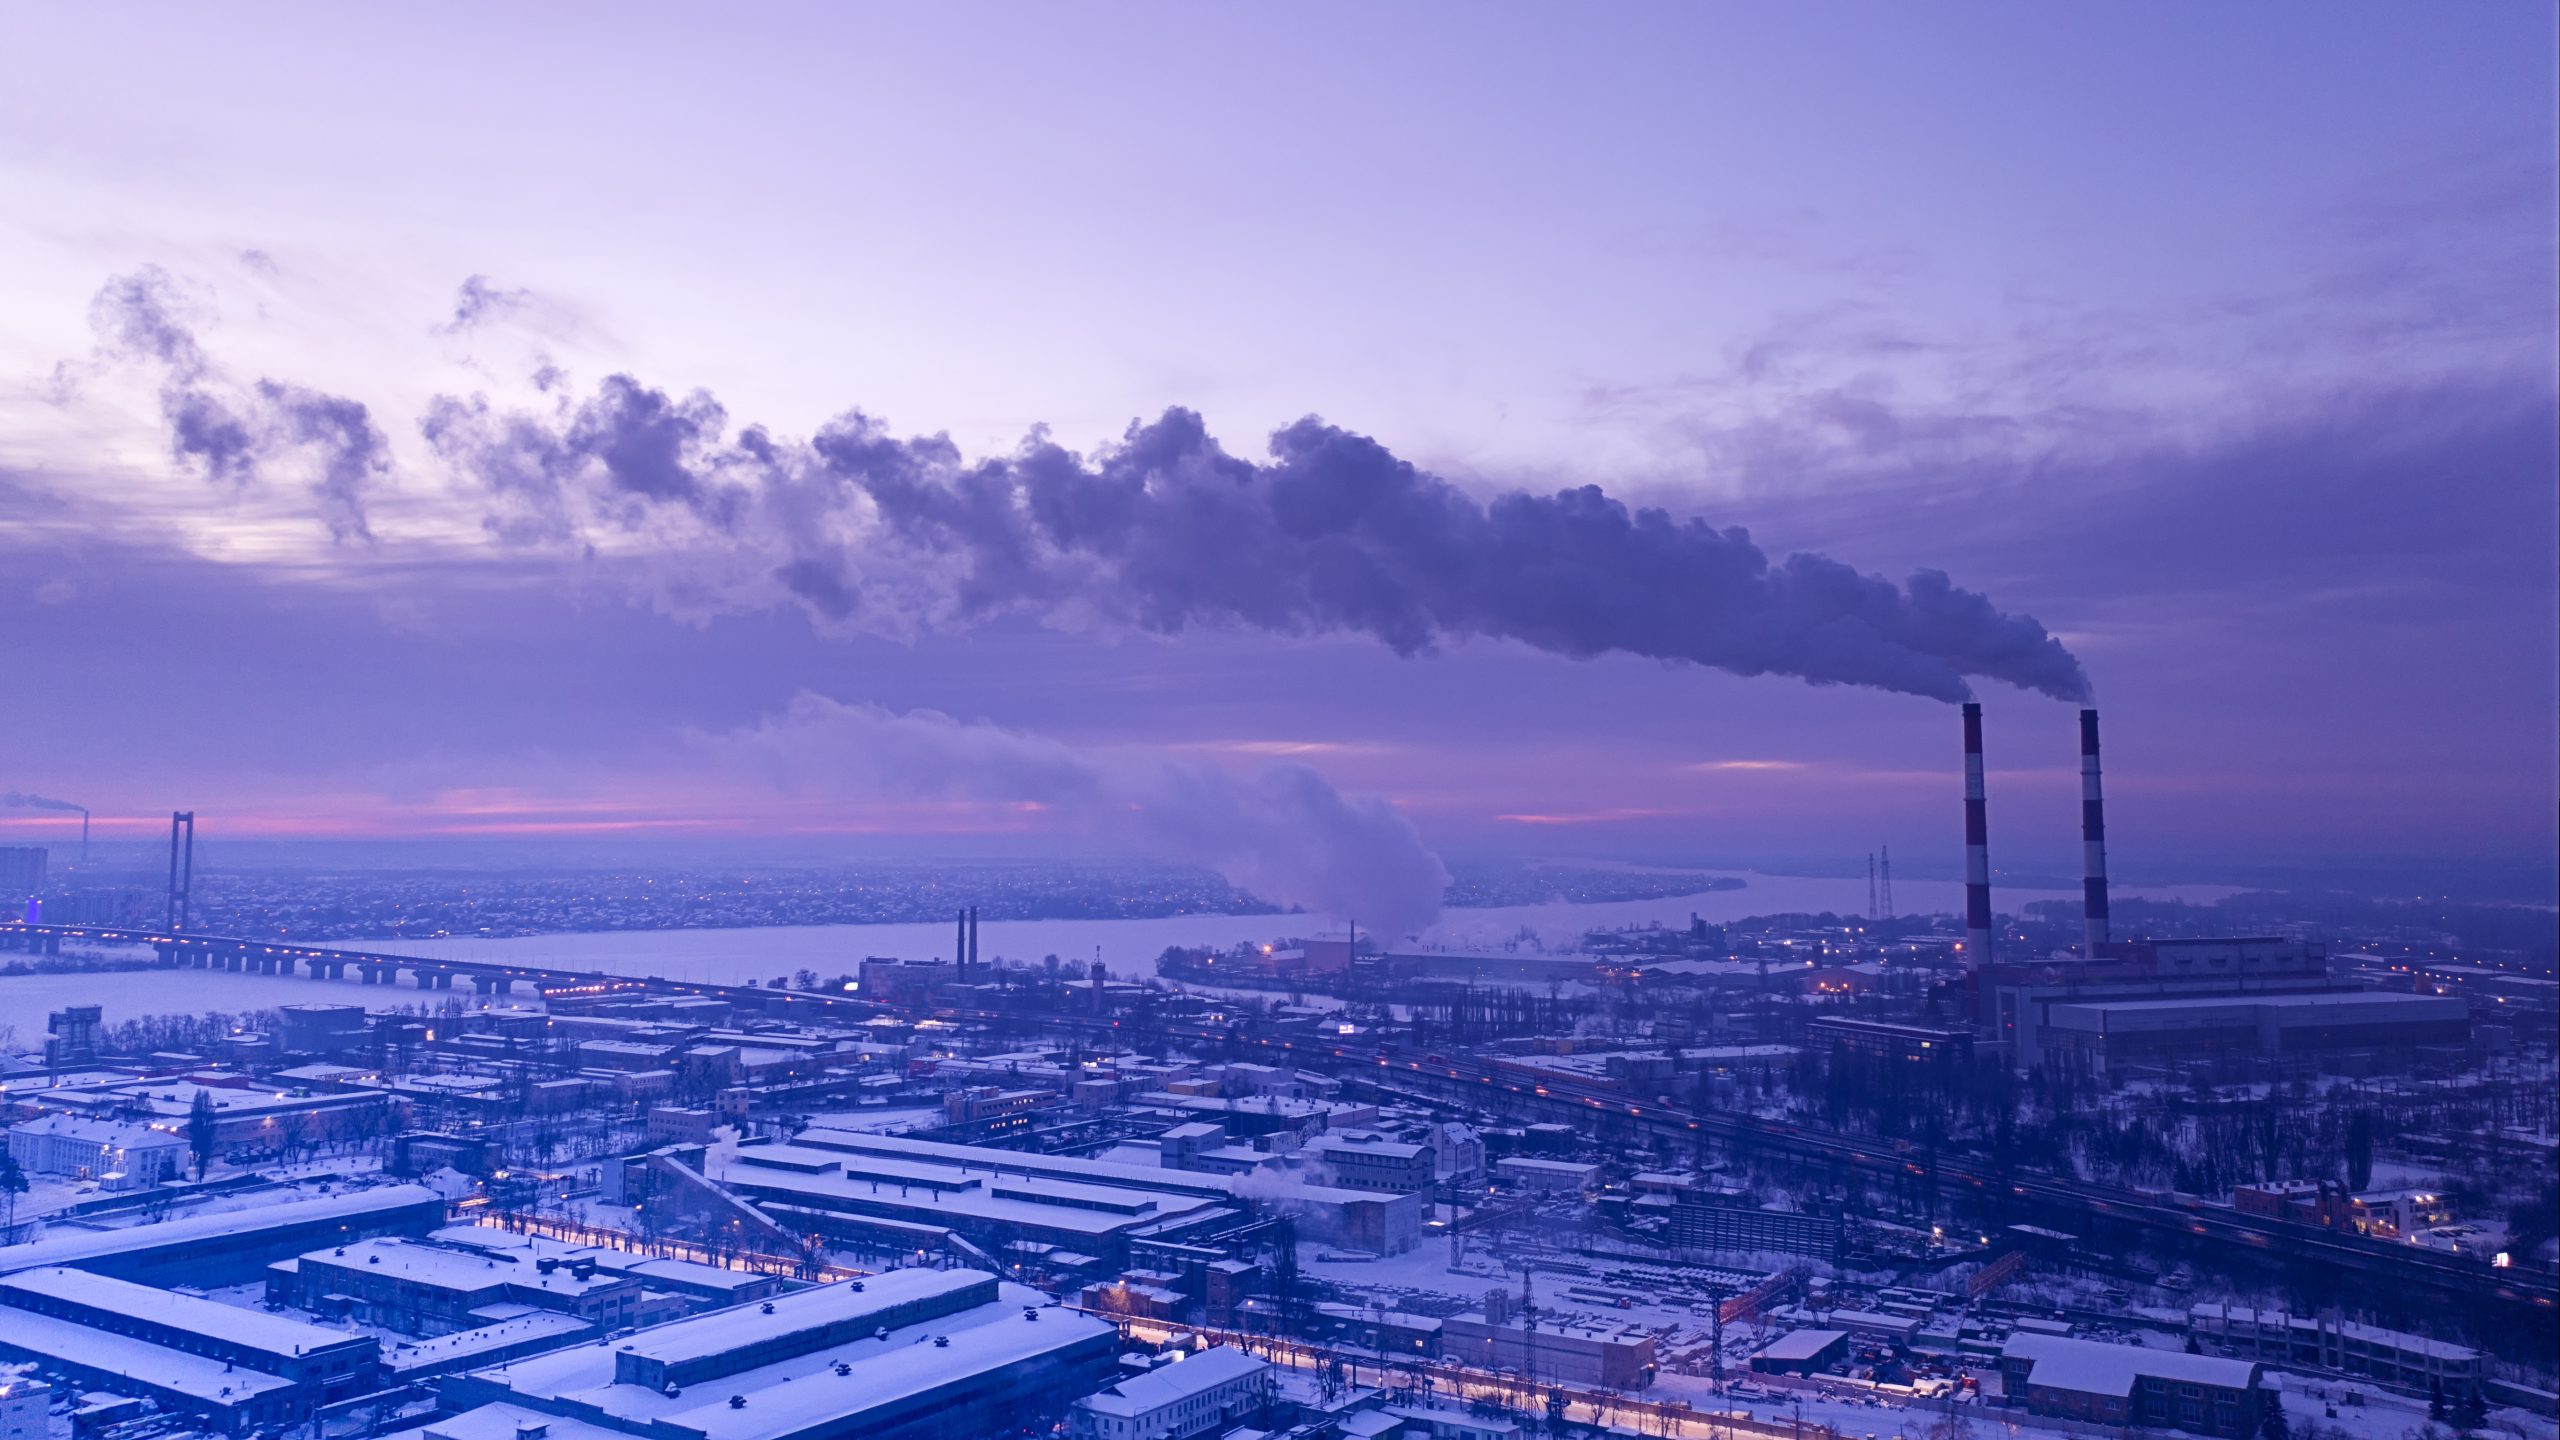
[2,5,2553,894]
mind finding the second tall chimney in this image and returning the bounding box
[1962,703,1992,963]
[2080,708,2111,956]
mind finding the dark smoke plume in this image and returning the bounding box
[432,371,2091,702]
[709,697,1451,936]
[74,268,388,541]
[3,792,86,816]
[438,274,537,334]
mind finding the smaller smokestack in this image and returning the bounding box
[1961,703,1992,963]
[2080,708,2110,956]
[954,909,966,981]
[967,906,979,978]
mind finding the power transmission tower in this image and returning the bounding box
[1877,846,1894,919]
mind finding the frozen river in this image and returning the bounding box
[0,870,2243,1041]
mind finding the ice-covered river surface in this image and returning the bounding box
[0,870,2243,1039]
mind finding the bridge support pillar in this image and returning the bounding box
[360,964,384,985]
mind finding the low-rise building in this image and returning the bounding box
[0,1266,380,1423]
[1072,1347,1273,1440]
[2185,1304,2480,1397]
[1999,1334,2260,1438]
[1495,1158,1598,1193]
[1751,1329,1849,1376]
[6,1115,186,1186]
[1806,1017,1974,1065]
[0,1373,47,1440]
[1309,1137,1434,1194]
[1443,1303,1652,1389]
[0,1184,447,1286]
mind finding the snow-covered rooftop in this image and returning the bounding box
[465,1278,1109,1440]
[0,1266,370,1359]
[2002,1334,2257,1396]
[0,1307,295,1406]
[0,1183,442,1275]
[1077,1346,1267,1417]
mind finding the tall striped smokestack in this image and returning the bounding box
[2080,708,2110,956]
[955,909,967,981]
[1962,702,1993,963]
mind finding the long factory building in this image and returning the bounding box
[0,1183,448,1284]
[443,1267,1117,1440]
[712,1129,1423,1265]
[0,1266,383,1432]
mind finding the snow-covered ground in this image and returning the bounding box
[0,963,488,1047]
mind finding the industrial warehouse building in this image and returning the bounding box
[1805,1017,1974,1065]
[708,1137,1234,1272]
[0,1266,381,1429]
[1999,1334,2262,1438]
[1494,1157,1599,1193]
[270,1233,679,1335]
[1443,1293,1654,1389]
[1751,1329,1849,1376]
[443,1269,1118,1440]
[2035,991,2470,1076]
[0,1183,448,1285]
[719,1129,1422,1260]
[1663,1196,1845,1263]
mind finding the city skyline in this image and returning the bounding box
[3,4,2554,888]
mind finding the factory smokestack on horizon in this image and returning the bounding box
[2080,708,2111,957]
[1961,702,1993,963]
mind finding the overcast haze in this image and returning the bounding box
[3,4,2553,892]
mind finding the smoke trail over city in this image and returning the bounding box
[3,792,86,816]
[65,267,388,542]
[427,369,2090,704]
[69,267,2090,703]
[708,697,1452,935]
